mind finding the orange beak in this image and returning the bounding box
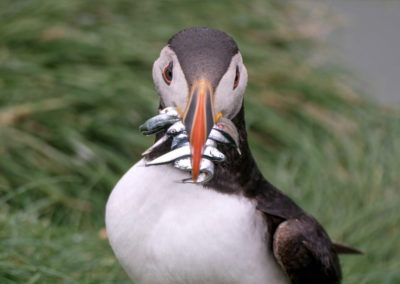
[183,80,216,182]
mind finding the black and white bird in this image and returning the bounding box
[106,27,360,284]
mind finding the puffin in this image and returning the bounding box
[106,27,359,284]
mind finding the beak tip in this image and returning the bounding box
[191,157,200,182]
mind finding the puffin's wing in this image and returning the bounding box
[255,184,304,221]
[272,214,341,284]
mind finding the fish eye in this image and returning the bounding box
[233,66,240,89]
[162,61,173,85]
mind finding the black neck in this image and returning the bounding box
[206,104,265,196]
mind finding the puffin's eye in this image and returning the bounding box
[233,66,240,89]
[162,61,173,85]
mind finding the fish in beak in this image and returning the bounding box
[183,79,216,182]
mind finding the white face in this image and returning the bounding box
[152,46,248,119]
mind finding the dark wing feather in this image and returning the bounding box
[333,242,363,255]
[272,214,341,284]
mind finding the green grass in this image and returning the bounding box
[1,0,399,283]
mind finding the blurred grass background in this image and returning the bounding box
[0,0,399,283]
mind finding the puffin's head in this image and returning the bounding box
[152,27,248,180]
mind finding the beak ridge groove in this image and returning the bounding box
[183,80,215,182]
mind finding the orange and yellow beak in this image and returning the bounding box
[183,79,216,182]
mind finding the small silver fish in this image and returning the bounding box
[140,108,238,183]
[146,145,191,166]
[171,134,189,150]
[211,117,241,154]
[139,107,181,135]
[181,158,215,184]
[205,139,217,148]
[166,121,186,136]
[141,120,187,156]
[203,146,225,162]
[141,134,170,156]
[139,114,180,135]
[173,157,192,171]
[209,129,230,144]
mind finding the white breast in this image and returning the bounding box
[106,159,289,284]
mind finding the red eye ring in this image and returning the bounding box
[233,66,240,89]
[162,61,173,85]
